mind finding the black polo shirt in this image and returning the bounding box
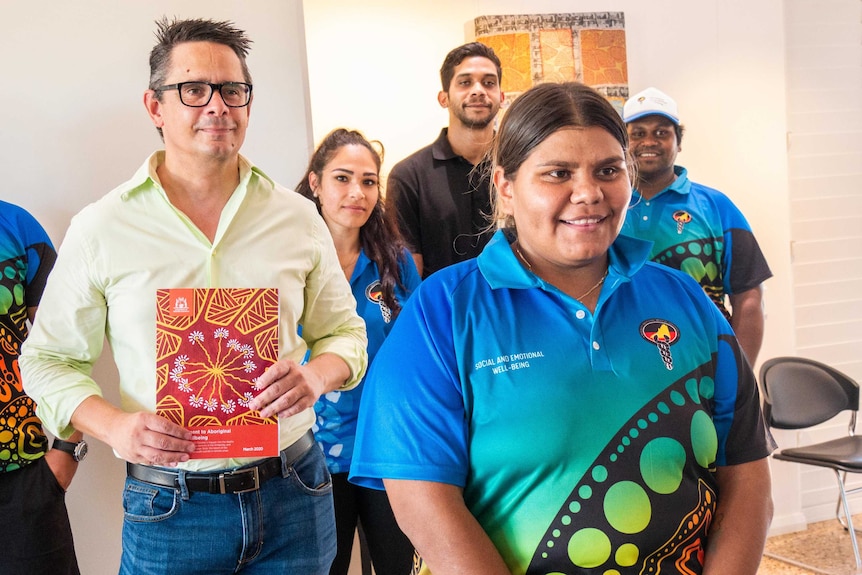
[386,128,494,278]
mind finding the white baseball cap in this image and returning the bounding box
[623,87,679,124]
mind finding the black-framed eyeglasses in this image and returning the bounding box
[155,81,253,108]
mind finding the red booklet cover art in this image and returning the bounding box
[156,288,279,459]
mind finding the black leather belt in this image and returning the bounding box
[126,430,315,494]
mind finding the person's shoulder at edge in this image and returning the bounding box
[259,172,339,264]
[66,152,162,226]
[613,233,719,303]
[0,201,50,242]
[0,199,36,223]
[264,170,325,213]
[63,176,144,232]
[401,256,481,307]
[680,173,759,232]
[635,257,731,329]
[680,171,739,206]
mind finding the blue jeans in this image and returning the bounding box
[119,444,335,574]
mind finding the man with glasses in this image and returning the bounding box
[20,18,367,574]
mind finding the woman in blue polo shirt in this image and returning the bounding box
[295,128,419,575]
[350,83,774,575]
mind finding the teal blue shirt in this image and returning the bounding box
[621,166,772,318]
[351,229,772,574]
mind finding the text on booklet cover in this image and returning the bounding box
[156,288,279,459]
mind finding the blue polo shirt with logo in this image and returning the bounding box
[313,248,420,473]
[621,166,772,318]
[350,229,772,574]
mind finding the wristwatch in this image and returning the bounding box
[52,438,88,462]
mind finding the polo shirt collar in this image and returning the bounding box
[668,165,690,195]
[118,151,269,201]
[631,165,692,201]
[350,248,371,283]
[478,228,653,291]
[430,128,459,162]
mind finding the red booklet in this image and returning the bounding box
[156,288,279,459]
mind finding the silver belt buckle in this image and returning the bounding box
[218,466,260,494]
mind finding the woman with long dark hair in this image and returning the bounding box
[295,128,419,575]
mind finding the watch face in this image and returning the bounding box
[53,438,88,462]
[73,441,88,462]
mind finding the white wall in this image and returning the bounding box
[304,0,799,533]
[5,1,312,244]
[302,0,795,367]
[3,2,312,573]
[784,0,862,524]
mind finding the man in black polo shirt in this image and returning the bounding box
[386,42,504,278]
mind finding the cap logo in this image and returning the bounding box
[624,88,680,124]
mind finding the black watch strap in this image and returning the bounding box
[52,438,88,462]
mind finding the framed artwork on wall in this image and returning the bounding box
[474,12,629,113]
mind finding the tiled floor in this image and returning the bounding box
[759,515,862,574]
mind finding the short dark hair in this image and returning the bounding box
[491,82,633,229]
[440,42,502,91]
[148,18,253,138]
[674,123,685,144]
[149,17,253,90]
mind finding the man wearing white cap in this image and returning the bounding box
[621,87,772,365]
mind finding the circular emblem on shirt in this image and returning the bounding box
[672,210,692,224]
[672,210,692,234]
[640,319,680,345]
[640,319,680,371]
[365,280,383,304]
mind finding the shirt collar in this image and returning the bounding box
[118,151,273,201]
[668,165,690,194]
[350,248,371,283]
[478,229,653,291]
[632,165,691,200]
[430,128,459,162]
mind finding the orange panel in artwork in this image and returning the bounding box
[539,29,576,83]
[579,29,628,86]
[480,33,531,94]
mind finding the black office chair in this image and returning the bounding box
[759,356,862,573]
